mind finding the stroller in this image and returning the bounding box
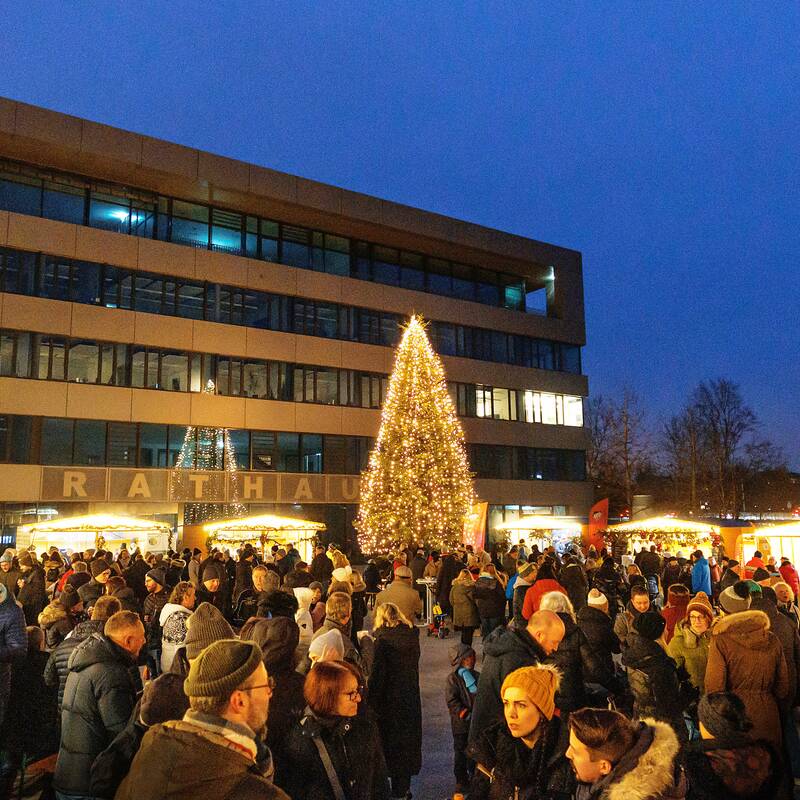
[427,603,450,638]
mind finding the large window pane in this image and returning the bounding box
[564,396,584,427]
[9,415,32,463]
[301,434,323,473]
[135,275,163,314]
[492,387,510,420]
[74,420,106,466]
[451,263,474,300]
[41,418,74,465]
[251,431,276,470]
[42,181,85,225]
[242,362,268,398]
[540,393,557,425]
[427,258,451,294]
[107,422,137,466]
[139,424,168,467]
[276,433,300,471]
[67,341,99,383]
[373,247,399,286]
[561,345,581,374]
[324,435,346,473]
[281,225,310,268]
[0,173,41,216]
[0,333,14,376]
[39,257,72,301]
[89,192,133,234]
[211,208,243,255]
[400,252,425,291]
[171,201,209,248]
[177,283,204,320]
[228,429,250,470]
[161,352,188,392]
[316,368,338,405]
[315,304,338,339]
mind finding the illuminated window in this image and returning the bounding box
[564,396,584,427]
[540,393,557,425]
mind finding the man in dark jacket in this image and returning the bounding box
[53,610,145,798]
[16,550,48,625]
[115,639,289,800]
[576,590,624,699]
[309,544,333,587]
[472,570,507,639]
[0,550,20,598]
[560,556,589,612]
[232,546,255,601]
[123,554,149,601]
[44,595,122,711]
[468,609,564,743]
[142,567,169,676]
[436,553,463,616]
[636,546,662,604]
[78,558,113,610]
[282,561,313,591]
[0,583,26,732]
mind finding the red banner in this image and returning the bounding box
[587,498,609,551]
[463,502,488,551]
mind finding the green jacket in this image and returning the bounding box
[450,581,480,628]
[114,718,289,800]
[667,619,710,692]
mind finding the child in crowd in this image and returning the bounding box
[445,643,480,794]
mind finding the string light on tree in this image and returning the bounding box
[171,380,246,524]
[355,315,475,552]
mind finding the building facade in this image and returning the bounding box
[0,97,591,550]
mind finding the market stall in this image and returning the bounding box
[203,513,326,562]
[604,516,718,557]
[16,513,173,554]
[495,515,584,554]
[738,521,800,566]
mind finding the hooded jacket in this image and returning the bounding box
[450,579,481,628]
[691,556,712,596]
[17,564,47,624]
[53,633,142,795]
[750,596,800,706]
[560,562,589,612]
[683,735,780,800]
[550,612,607,712]
[576,605,622,692]
[469,625,548,742]
[43,618,104,708]
[115,716,289,800]
[38,600,76,649]
[705,610,790,747]
[293,587,315,650]
[472,574,507,620]
[666,619,710,692]
[574,719,686,800]
[159,601,191,674]
[522,578,568,620]
[0,585,26,686]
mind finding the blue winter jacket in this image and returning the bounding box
[691,556,712,596]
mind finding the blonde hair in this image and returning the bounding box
[374,602,412,630]
[774,581,795,602]
[325,591,352,624]
[331,550,350,570]
[454,569,473,586]
[539,591,575,622]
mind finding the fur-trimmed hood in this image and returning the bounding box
[711,610,773,650]
[599,719,685,800]
[38,601,68,628]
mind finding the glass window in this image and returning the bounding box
[161,352,188,392]
[0,172,41,216]
[537,341,555,370]
[358,310,380,345]
[491,331,508,363]
[564,396,584,427]
[276,432,300,472]
[0,249,36,295]
[73,419,106,466]
[435,323,456,356]
[71,261,101,305]
[301,434,323,473]
[427,258,451,294]
[39,257,72,301]
[324,235,350,276]
[475,269,500,305]
[167,425,189,466]
[211,208,243,255]
[139,424,168,467]
[177,283,205,320]
[324,435,346,473]
[89,192,132,234]
[561,345,581,374]
[242,362,268,398]
[131,347,146,388]
[523,391,537,424]
[372,247,399,286]
[260,219,279,263]
[476,386,492,419]
[14,333,30,378]
[540,393,558,425]
[9,415,32,463]
[451,263,475,301]
[400,252,425,291]
[316,368,338,405]
[41,418,74,465]
[353,241,371,280]
[380,315,398,347]
[0,333,14,376]
[525,286,548,314]
[171,200,209,248]
[492,387,511,420]
[292,367,306,403]
[67,341,99,383]
[51,339,66,380]
[228,428,250,470]
[251,431,276,470]
[501,275,525,311]
[42,181,85,225]
[315,303,338,339]
[281,225,311,268]
[555,395,564,425]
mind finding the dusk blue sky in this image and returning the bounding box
[3,3,798,467]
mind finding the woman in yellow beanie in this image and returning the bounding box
[467,664,574,799]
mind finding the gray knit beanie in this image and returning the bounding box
[184,639,263,701]
[184,602,235,659]
[719,581,752,614]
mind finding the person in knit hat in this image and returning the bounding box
[16,549,48,625]
[467,665,573,799]
[115,639,289,800]
[0,549,20,599]
[143,567,169,676]
[38,585,83,648]
[196,559,226,614]
[446,642,480,792]
[718,580,752,615]
[667,590,713,692]
[168,601,236,677]
[660,583,690,644]
[576,588,626,699]
[78,557,112,609]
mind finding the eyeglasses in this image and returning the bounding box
[240,677,276,694]
[342,685,364,701]
[687,613,707,620]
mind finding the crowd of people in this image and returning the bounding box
[0,536,796,800]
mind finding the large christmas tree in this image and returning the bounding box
[356,315,474,552]
[172,379,246,524]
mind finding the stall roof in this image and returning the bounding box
[18,513,172,535]
[750,521,800,537]
[203,513,326,535]
[606,516,717,534]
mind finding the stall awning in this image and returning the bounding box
[606,516,717,535]
[18,513,172,537]
[203,513,326,539]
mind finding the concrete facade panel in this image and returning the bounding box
[0,98,15,136]
[245,329,297,362]
[2,294,72,334]
[7,213,77,257]
[295,271,342,304]
[131,389,191,425]
[0,210,8,245]
[80,120,143,165]
[244,399,296,432]
[246,260,298,295]
[294,337,342,369]
[338,278,385,310]
[140,136,198,181]
[0,465,42,502]
[248,166,297,204]
[198,152,250,194]
[67,384,132,421]
[339,341,387,374]
[194,250,250,285]
[340,190,382,224]
[339,407,381,437]
[15,103,82,150]
[134,313,193,350]
[192,320,247,358]
[296,179,341,215]
[137,238,195,279]
[295,404,342,435]
[71,304,135,342]
[190,393,246,428]
[461,418,589,449]
[75,225,139,268]
[0,377,67,416]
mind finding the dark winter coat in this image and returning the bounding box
[446,666,480,735]
[450,580,480,628]
[469,625,548,742]
[719,567,740,592]
[115,717,289,800]
[622,632,689,727]
[512,580,532,629]
[53,633,142,795]
[123,558,149,601]
[550,612,606,712]
[473,575,508,621]
[112,585,143,616]
[368,623,422,777]
[705,610,790,748]
[77,577,106,608]
[43,618,104,708]
[0,589,27,687]
[576,605,622,692]
[0,566,20,598]
[363,562,381,592]
[310,552,334,584]
[751,596,800,705]
[38,602,76,649]
[280,709,390,800]
[143,588,169,648]
[436,554,463,613]
[574,719,686,800]
[560,562,589,612]
[683,736,780,800]
[637,550,662,579]
[90,714,146,799]
[17,565,47,624]
[233,558,254,601]
[592,561,625,616]
[283,567,313,591]
[467,718,574,800]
